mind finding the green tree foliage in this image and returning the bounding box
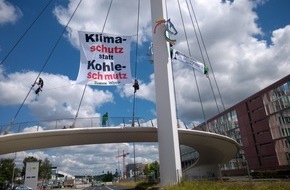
[0,176,5,189]
[143,161,160,178]
[0,156,53,188]
[102,171,114,182]
[14,168,22,184]
[39,158,52,181]
[0,158,15,188]
[144,163,151,175]
[150,161,159,176]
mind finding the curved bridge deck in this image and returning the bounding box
[0,127,239,166]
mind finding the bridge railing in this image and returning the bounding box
[0,117,157,135]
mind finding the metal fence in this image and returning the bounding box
[0,117,156,135]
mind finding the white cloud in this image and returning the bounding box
[0,0,22,25]
[0,69,114,121]
[53,0,151,48]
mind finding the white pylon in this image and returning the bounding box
[150,0,182,186]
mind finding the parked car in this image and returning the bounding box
[93,181,104,187]
[15,186,33,190]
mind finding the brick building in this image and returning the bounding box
[195,74,290,175]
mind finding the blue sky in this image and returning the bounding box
[0,0,290,175]
[0,0,155,125]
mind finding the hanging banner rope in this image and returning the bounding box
[154,18,178,44]
[172,49,208,76]
[75,31,132,85]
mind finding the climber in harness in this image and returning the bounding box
[33,77,44,95]
[170,43,174,59]
[133,79,139,93]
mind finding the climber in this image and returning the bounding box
[33,77,44,95]
[133,79,139,93]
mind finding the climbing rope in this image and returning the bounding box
[184,0,221,116]
[5,0,84,134]
[184,0,225,117]
[131,0,141,127]
[72,0,114,127]
[164,0,181,128]
[188,0,226,111]
[176,0,208,126]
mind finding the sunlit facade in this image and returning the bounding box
[263,81,290,167]
[195,74,290,175]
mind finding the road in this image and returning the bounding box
[53,185,137,190]
[83,185,135,190]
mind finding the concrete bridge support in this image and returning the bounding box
[151,0,182,186]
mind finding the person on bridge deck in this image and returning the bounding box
[204,66,209,78]
[102,112,108,127]
[33,77,44,95]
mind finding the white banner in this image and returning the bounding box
[76,31,132,85]
[172,49,205,74]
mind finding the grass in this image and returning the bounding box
[115,181,138,188]
[163,180,290,190]
[116,180,158,189]
[117,180,290,190]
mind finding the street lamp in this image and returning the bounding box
[133,143,136,182]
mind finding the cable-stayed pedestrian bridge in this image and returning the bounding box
[0,117,240,179]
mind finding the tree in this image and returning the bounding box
[102,171,114,182]
[143,161,160,181]
[150,161,159,178]
[13,168,22,185]
[144,163,151,175]
[0,158,15,188]
[39,158,52,181]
